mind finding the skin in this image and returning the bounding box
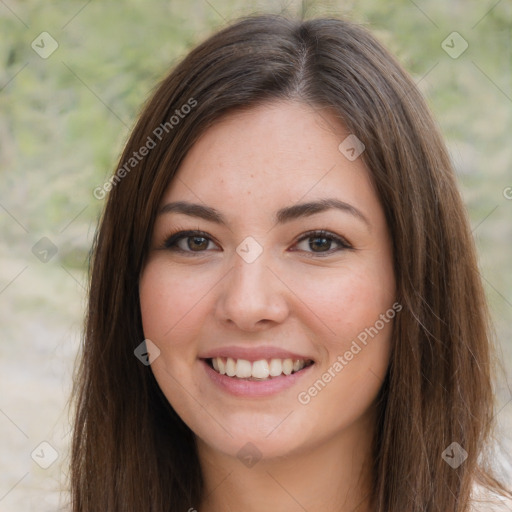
[139,100,396,512]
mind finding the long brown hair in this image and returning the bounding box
[71,14,510,511]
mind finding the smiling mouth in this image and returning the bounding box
[204,357,315,381]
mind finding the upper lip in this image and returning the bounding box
[199,345,315,363]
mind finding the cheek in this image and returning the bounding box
[138,261,210,412]
[140,261,205,337]
[291,261,395,349]
[295,270,394,431]
[138,261,214,366]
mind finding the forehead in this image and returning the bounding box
[161,101,378,219]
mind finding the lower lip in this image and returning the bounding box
[200,359,315,398]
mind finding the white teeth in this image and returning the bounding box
[235,359,252,378]
[209,356,310,379]
[269,358,282,377]
[282,358,293,376]
[225,357,236,377]
[252,360,270,379]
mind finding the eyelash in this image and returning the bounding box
[160,228,353,257]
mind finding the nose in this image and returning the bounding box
[215,252,290,332]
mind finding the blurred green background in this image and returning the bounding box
[1,0,511,510]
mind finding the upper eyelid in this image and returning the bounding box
[294,231,353,251]
[162,230,219,248]
[162,229,352,252]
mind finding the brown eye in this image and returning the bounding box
[308,236,332,252]
[187,236,209,251]
[293,230,352,256]
[163,230,219,254]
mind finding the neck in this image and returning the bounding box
[196,411,375,512]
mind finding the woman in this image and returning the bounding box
[71,14,511,512]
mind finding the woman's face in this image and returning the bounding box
[139,100,396,461]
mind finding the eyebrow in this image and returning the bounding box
[158,198,371,229]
